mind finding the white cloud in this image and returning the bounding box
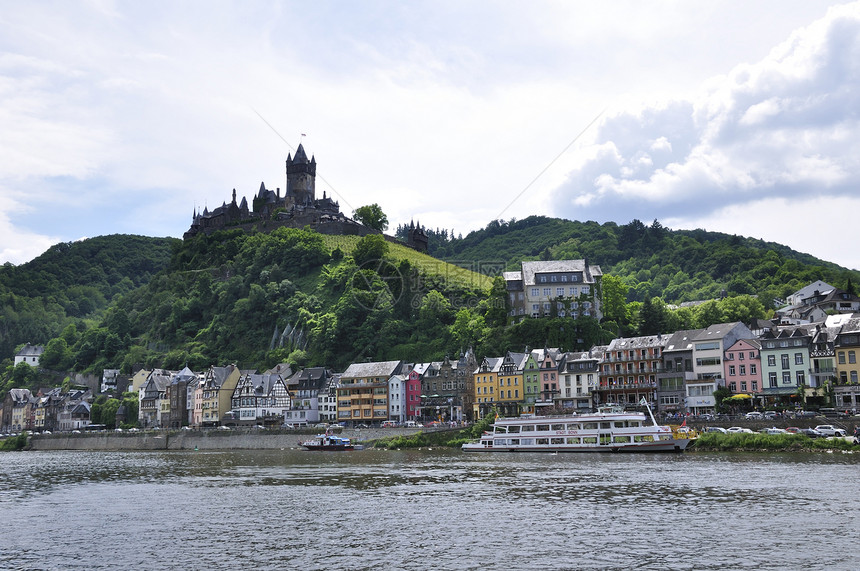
[0,0,856,270]
[551,2,860,269]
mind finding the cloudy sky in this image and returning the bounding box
[2,1,859,270]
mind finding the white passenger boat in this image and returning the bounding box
[462,404,695,453]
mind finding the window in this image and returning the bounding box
[738,352,745,360]
[530,288,539,296]
[739,365,746,375]
[781,354,790,369]
[729,365,736,376]
[850,351,856,364]
[551,275,557,282]
[852,371,859,383]
[581,286,590,295]
[543,288,551,296]
[740,381,747,392]
[782,372,791,384]
[749,351,756,359]
[561,275,568,282]
[838,352,846,364]
[794,353,804,365]
[769,372,777,388]
[569,287,578,297]
[750,364,757,374]
[729,382,736,391]
[767,355,776,367]
[751,381,758,391]
[556,287,565,297]
[539,276,547,283]
[796,371,805,385]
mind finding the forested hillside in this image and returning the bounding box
[33,228,495,377]
[4,215,860,401]
[0,235,178,359]
[420,216,858,307]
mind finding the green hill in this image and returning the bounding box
[0,234,178,359]
[4,216,860,401]
[427,216,859,306]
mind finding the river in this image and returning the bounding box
[0,448,857,570]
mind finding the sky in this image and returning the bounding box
[2,1,859,270]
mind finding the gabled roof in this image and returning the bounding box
[520,260,602,286]
[341,360,403,379]
[662,329,705,352]
[15,343,44,357]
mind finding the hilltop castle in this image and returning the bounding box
[185,145,375,240]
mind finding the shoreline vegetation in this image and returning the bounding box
[370,419,860,453]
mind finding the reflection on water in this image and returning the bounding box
[0,449,857,570]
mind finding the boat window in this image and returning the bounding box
[599,434,612,445]
[569,424,582,430]
[629,421,640,427]
[634,435,653,442]
[614,436,631,443]
[583,436,597,444]
[565,437,580,444]
[536,424,550,432]
[600,422,611,429]
[583,422,597,430]
[508,426,520,433]
[551,424,565,431]
[521,425,535,432]
[521,439,534,445]
[613,422,624,428]
[536,438,549,445]
[510,439,519,445]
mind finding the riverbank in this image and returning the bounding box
[23,427,426,451]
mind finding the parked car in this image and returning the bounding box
[381,421,398,428]
[784,427,801,434]
[800,428,822,438]
[762,427,787,434]
[745,412,763,419]
[814,425,846,437]
[726,426,754,434]
[704,426,727,433]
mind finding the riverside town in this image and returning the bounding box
[3,146,860,439]
[5,276,860,437]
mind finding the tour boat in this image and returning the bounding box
[300,433,356,451]
[462,403,695,453]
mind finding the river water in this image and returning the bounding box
[0,448,857,570]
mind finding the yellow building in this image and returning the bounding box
[472,357,503,420]
[129,368,151,394]
[338,361,403,426]
[497,352,527,417]
[198,365,241,427]
[835,326,860,384]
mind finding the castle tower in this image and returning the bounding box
[285,144,316,207]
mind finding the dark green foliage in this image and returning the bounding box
[0,432,29,451]
[0,235,177,359]
[439,216,858,307]
[352,204,389,232]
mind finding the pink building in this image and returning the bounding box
[724,339,762,395]
[406,369,422,420]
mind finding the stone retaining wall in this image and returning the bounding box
[27,427,423,451]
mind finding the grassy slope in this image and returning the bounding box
[322,235,494,292]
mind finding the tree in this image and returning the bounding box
[353,204,389,232]
[351,234,390,266]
